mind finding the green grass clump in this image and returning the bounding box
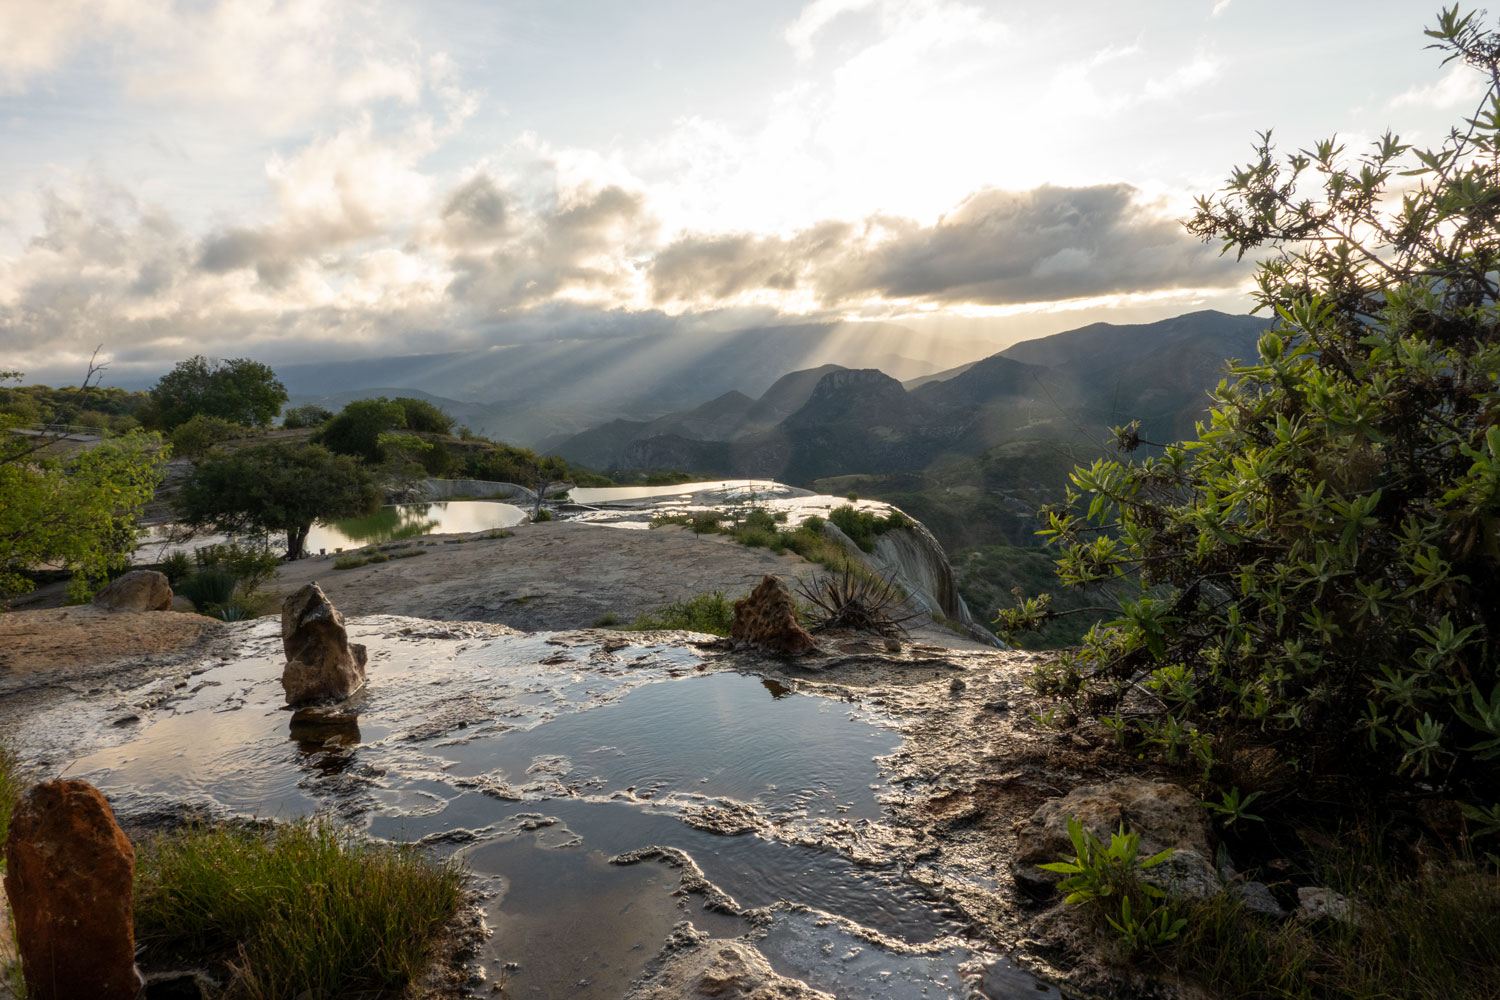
[1167,845,1500,999]
[175,566,239,608]
[648,513,692,529]
[627,591,736,636]
[135,817,464,1000]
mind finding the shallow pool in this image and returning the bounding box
[137,500,527,559]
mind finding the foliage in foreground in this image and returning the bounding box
[626,590,737,635]
[135,817,464,1000]
[1040,817,1185,954]
[1168,838,1500,999]
[1002,7,1500,814]
[1,379,170,601]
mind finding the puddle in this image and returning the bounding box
[8,617,1049,998]
[136,500,526,561]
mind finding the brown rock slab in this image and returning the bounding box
[3,779,139,1000]
[92,569,172,612]
[627,924,834,1000]
[280,582,368,705]
[730,575,817,655]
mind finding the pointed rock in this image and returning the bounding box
[3,779,140,1000]
[280,583,367,705]
[731,575,818,655]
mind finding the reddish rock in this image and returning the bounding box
[730,575,818,655]
[92,569,172,612]
[281,582,368,705]
[3,780,139,1000]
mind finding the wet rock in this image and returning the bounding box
[3,779,140,1000]
[92,569,172,612]
[288,707,362,748]
[1233,880,1286,919]
[625,923,834,1000]
[731,575,818,655]
[280,583,367,705]
[1014,778,1214,894]
[1297,886,1361,924]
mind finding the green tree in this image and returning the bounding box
[391,397,454,435]
[1,373,169,602]
[317,398,409,464]
[177,442,381,560]
[169,414,250,461]
[1003,8,1500,812]
[281,404,333,429]
[147,356,288,430]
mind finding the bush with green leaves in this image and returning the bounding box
[827,504,911,553]
[1038,817,1186,954]
[281,403,333,429]
[1001,9,1500,816]
[169,414,250,461]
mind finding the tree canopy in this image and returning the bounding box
[1003,8,1500,819]
[176,442,381,560]
[147,356,288,430]
[1,375,168,602]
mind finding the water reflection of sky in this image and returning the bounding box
[136,500,527,560]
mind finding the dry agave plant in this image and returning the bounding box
[796,566,920,637]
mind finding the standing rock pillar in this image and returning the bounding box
[281,582,368,705]
[3,779,140,1000]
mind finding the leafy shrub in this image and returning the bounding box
[158,550,193,585]
[281,404,333,429]
[175,567,238,609]
[627,591,737,636]
[194,541,282,592]
[169,414,251,461]
[533,509,554,522]
[135,817,463,1000]
[828,504,912,553]
[1039,817,1185,954]
[649,513,692,529]
[1004,10,1500,814]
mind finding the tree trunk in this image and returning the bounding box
[286,523,311,560]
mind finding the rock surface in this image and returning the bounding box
[626,923,834,1000]
[91,569,172,612]
[280,583,368,705]
[3,779,139,1000]
[731,575,818,655]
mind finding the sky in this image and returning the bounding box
[0,0,1486,386]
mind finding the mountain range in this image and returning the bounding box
[552,309,1273,483]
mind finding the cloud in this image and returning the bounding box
[651,184,1243,309]
[785,0,878,60]
[1388,61,1486,111]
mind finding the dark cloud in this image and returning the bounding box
[440,173,508,245]
[650,184,1242,307]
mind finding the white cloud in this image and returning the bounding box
[1388,61,1486,111]
[784,0,878,60]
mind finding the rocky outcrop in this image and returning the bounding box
[1014,778,1218,898]
[626,923,834,1000]
[280,583,368,705]
[92,569,172,612]
[3,779,140,1000]
[731,575,818,655]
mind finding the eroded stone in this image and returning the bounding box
[3,779,139,1000]
[280,583,368,705]
[731,575,818,655]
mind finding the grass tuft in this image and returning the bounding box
[626,591,736,636]
[134,816,464,1000]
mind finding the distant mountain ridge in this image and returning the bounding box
[554,309,1272,481]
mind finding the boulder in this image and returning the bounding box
[280,583,367,705]
[92,569,172,612]
[170,595,196,613]
[3,779,140,1000]
[730,575,818,655]
[1014,778,1215,896]
[1296,886,1361,924]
